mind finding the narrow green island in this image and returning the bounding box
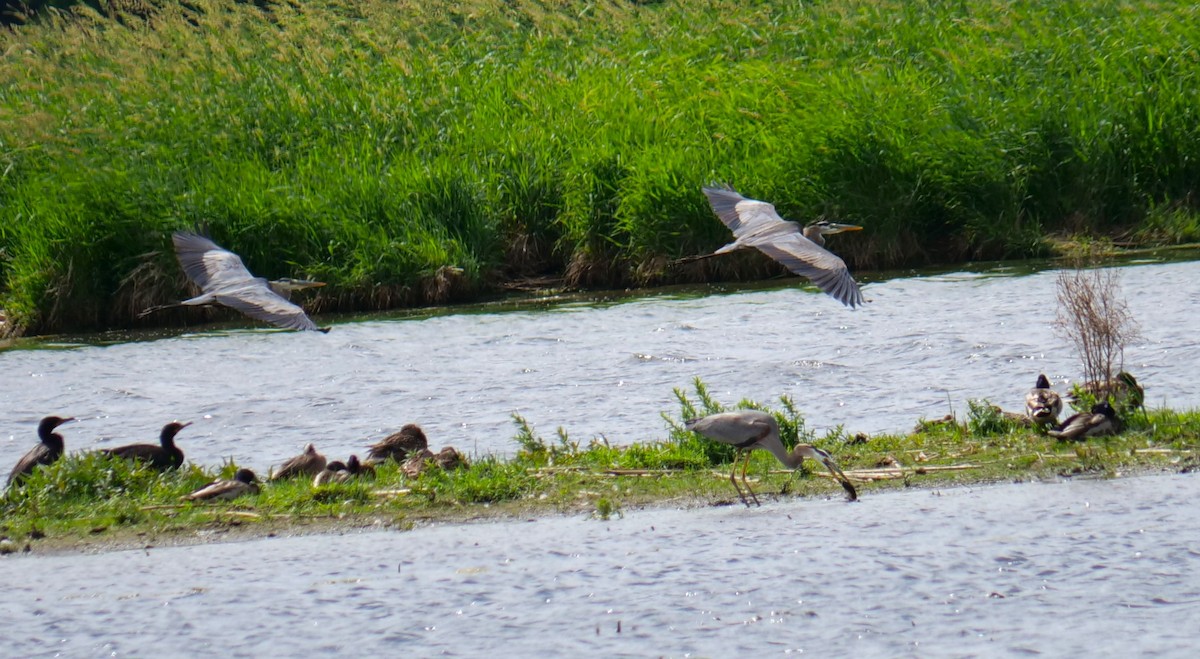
[3,380,1197,556]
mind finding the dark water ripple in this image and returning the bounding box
[4,475,1199,655]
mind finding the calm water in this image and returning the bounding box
[3,257,1199,475]
[2,474,1198,656]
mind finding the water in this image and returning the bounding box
[3,257,1199,475]
[4,258,1200,655]
[2,473,1198,656]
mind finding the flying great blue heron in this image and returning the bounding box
[140,232,329,332]
[697,185,865,308]
[684,409,858,507]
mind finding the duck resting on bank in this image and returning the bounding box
[270,443,327,481]
[1048,402,1120,441]
[1025,374,1063,428]
[184,468,261,501]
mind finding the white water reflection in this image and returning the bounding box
[2,257,1199,475]
[2,474,1198,655]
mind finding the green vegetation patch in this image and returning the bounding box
[3,0,1200,334]
[3,379,1197,555]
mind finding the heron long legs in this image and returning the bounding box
[730,449,761,507]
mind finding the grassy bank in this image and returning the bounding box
[3,380,1198,555]
[2,0,1200,335]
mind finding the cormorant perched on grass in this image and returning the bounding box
[102,421,191,470]
[6,415,74,488]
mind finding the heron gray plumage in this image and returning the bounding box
[1025,374,1063,427]
[699,185,865,308]
[683,409,857,507]
[141,232,329,332]
[6,416,74,489]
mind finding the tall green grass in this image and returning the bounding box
[2,0,1199,333]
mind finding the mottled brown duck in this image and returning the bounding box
[184,468,260,501]
[270,443,327,481]
[367,424,428,464]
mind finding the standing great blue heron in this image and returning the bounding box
[6,415,74,489]
[1048,402,1120,441]
[1025,374,1063,427]
[684,410,857,507]
[140,232,330,332]
[698,185,865,308]
[102,421,192,470]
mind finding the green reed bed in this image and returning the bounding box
[3,378,1198,554]
[2,0,1200,334]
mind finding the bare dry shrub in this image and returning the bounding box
[1054,260,1141,388]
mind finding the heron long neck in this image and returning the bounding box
[802,226,826,247]
[756,436,805,469]
[268,281,294,299]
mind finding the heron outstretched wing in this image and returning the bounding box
[172,232,256,291]
[750,233,864,308]
[213,285,322,332]
[701,186,864,308]
[170,231,324,332]
[702,185,787,238]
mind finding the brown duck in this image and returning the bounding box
[184,468,261,501]
[367,424,428,463]
[270,443,327,481]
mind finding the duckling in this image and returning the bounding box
[434,447,469,471]
[366,424,428,464]
[345,454,374,479]
[184,469,260,501]
[1025,374,1063,427]
[270,443,327,481]
[1048,402,1120,441]
[312,460,348,486]
[313,454,375,486]
[401,449,436,479]
[6,415,75,489]
[102,421,191,471]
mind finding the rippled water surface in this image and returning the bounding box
[3,257,1200,474]
[3,474,1199,656]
